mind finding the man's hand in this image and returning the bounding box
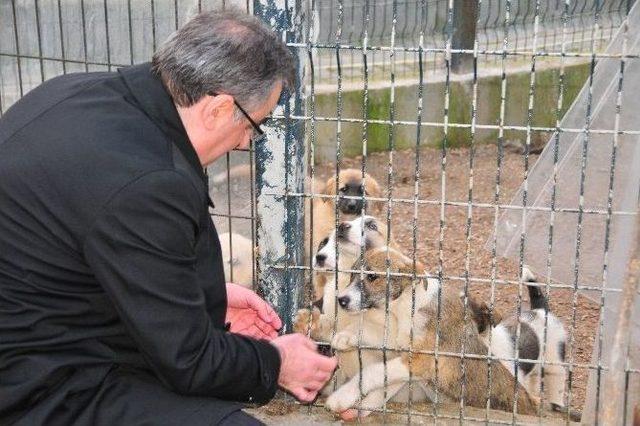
[270,333,338,403]
[225,283,282,340]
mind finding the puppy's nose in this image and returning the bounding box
[346,201,358,211]
[338,296,350,309]
[337,222,351,238]
[315,253,326,266]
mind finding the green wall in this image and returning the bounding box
[309,63,590,162]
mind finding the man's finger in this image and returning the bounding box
[299,335,318,351]
[293,388,316,403]
[314,370,332,383]
[254,318,277,336]
[256,299,282,330]
[315,355,338,372]
[305,380,326,391]
[248,325,270,340]
[234,324,268,340]
[258,325,278,340]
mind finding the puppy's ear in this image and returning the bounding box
[364,174,382,197]
[306,176,326,195]
[413,259,426,274]
[398,257,425,276]
[465,296,489,332]
[323,175,337,199]
[489,307,503,325]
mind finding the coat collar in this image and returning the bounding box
[118,63,207,185]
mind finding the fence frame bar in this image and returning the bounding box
[254,0,307,331]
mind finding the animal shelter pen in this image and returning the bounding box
[1,0,639,423]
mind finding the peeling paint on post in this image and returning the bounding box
[254,0,306,332]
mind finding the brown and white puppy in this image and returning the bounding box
[471,268,579,421]
[295,215,395,339]
[325,249,539,417]
[311,215,395,303]
[293,217,413,400]
[218,232,254,289]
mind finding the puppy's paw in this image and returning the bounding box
[325,384,359,413]
[331,331,358,351]
[293,307,321,335]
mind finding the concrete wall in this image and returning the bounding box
[309,62,591,163]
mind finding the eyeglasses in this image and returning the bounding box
[208,92,265,144]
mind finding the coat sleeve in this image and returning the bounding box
[82,170,280,403]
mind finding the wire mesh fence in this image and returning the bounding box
[310,0,630,83]
[2,0,640,424]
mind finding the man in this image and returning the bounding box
[0,10,337,425]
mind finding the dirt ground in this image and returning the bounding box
[311,145,599,413]
[211,144,608,420]
[249,396,580,425]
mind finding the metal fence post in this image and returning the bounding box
[254,0,306,332]
[451,0,478,73]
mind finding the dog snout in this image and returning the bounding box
[337,222,351,238]
[338,295,350,309]
[315,253,326,266]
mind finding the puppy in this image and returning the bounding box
[294,217,408,399]
[295,215,395,339]
[304,169,383,260]
[312,216,395,305]
[325,249,539,417]
[323,169,382,217]
[471,267,579,421]
[218,232,254,289]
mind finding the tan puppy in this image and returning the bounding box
[325,249,539,417]
[304,169,383,261]
[323,169,382,217]
[218,232,254,289]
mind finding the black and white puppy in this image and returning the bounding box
[472,267,580,421]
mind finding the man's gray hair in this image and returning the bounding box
[152,9,295,110]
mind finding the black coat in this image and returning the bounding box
[0,63,280,425]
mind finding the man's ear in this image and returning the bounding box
[202,94,235,130]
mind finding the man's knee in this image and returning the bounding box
[218,410,264,426]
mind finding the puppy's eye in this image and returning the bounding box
[366,220,378,231]
[367,273,380,282]
[339,186,347,193]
